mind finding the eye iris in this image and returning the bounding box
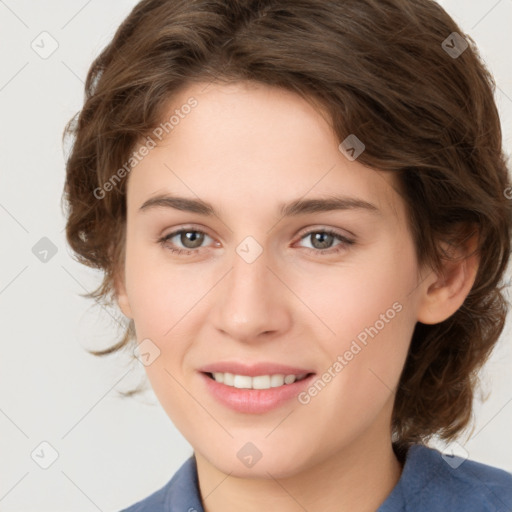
[311,232,334,249]
[181,231,204,249]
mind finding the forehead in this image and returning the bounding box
[126,80,404,223]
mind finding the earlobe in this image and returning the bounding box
[416,237,479,325]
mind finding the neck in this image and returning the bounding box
[195,432,403,512]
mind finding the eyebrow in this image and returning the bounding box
[138,194,381,217]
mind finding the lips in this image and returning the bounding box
[198,361,316,413]
[198,361,313,377]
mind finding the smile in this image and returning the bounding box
[199,363,316,413]
[207,372,309,390]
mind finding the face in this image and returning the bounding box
[116,80,429,478]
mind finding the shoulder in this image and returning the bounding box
[119,456,203,512]
[380,444,512,512]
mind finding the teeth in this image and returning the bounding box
[233,375,252,389]
[253,375,271,389]
[271,374,285,387]
[209,372,308,390]
[284,374,296,385]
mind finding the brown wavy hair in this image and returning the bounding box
[61,0,512,448]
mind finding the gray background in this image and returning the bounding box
[1,1,511,510]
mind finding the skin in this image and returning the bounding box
[115,80,478,512]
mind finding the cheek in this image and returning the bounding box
[294,239,416,347]
[123,245,203,429]
[299,240,417,399]
[124,242,206,333]
[123,244,216,390]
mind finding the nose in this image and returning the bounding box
[211,243,293,344]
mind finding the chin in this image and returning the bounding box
[198,439,317,480]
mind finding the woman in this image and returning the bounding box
[62,1,512,510]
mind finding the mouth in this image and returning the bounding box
[204,371,312,390]
[198,363,316,413]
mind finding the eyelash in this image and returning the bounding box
[157,227,355,256]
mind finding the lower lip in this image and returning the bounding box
[200,372,315,414]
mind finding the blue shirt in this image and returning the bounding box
[120,444,512,511]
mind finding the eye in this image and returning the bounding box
[158,228,214,255]
[296,229,355,254]
[157,227,355,256]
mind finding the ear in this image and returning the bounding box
[113,267,133,319]
[109,231,133,320]
[113,261,133,320]
[111,244,133,320]
[114,271,133,319]
[416,232,479,325]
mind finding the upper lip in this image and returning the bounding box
[198,361,315,377]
